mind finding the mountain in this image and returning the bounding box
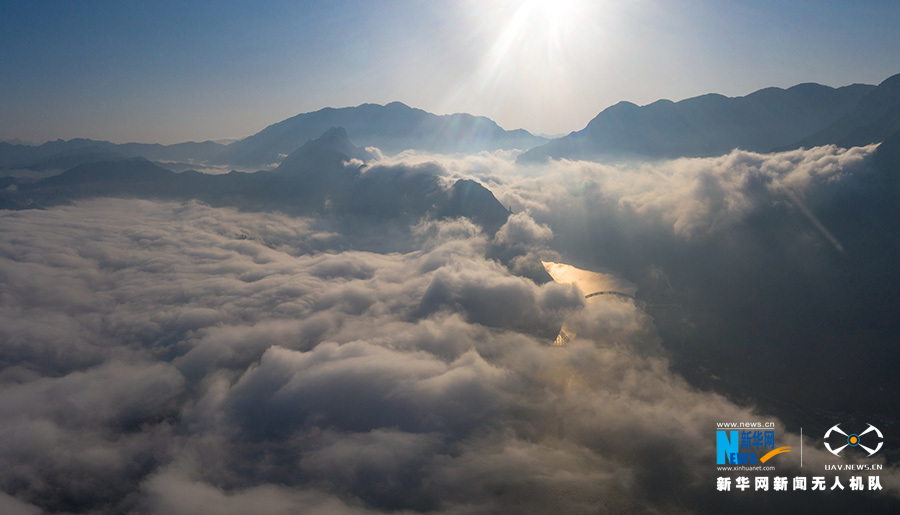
[785,73,900,150]
[221,102,546,166]
[2,103,543,170]
[277,127,374,177]
[1,138,33,145]
[873,128,900,195]
[2,150,126,173]
[274,126,510,228]
[0,128,510,231]
[875,128,900,170]
[0,139,227,171]
[517,82,875,163]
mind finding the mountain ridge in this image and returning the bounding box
[0,128,511,231]
[783,73,900,150]
[2,103,546,170]
[0,138,227,171]
[6,74,900,170]
[518,81,879,163]
[221,101,547,166]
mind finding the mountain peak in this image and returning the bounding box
[314,126,352,146]
[305,126,372,162]
[605,101,639,112]
[276,127,373,178]
[879,72,900,89]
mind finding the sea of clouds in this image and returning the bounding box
[1,144,897,513]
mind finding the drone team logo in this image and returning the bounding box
[824,423,883,457]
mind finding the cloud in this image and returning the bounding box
[140,469,374,515]
[0,140,897,514]
[0,492,41,515]
[493,211,552,247]
[488,144,877,239]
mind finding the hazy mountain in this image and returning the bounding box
[221,101,547,166]
[277,127,374,176]
[0,138,227,170]
[786,73,900,150]
[275,126,511,228]
[1,137,33,145]
[518,82,875,163]
[3,104,543,170]
[1,128,510,230]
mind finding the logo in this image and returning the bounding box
[716,423,790,465]
[824,423,883,457]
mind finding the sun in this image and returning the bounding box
[476,0,593,70]
[444,0,613,135]
[527,0,586,29]
[499,0,590,47]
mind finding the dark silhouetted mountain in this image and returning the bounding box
[786,73,900,150]
[221,102,546,166]
[40,157,175,187]
[5,150,126,172]
[518,82,875,163]
[1,138,32,146]
[440,179,511,227]
[274,126,509,229]
[277,127,374,177]
[0,139,227,170]
[874,129,900,196]
[11,158,238,207]
[1,129,510,231]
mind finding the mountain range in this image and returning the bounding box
[0,138,226,171]
[0,127,511,231]
[220,101,548,166]
[3,73,900,229]
[6,73,900,174]
[0,102,546,172]
[519,72,900,163]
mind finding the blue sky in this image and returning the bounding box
[2,0,899,144]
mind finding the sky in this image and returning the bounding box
[2,0,900,145]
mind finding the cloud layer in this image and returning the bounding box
[405,144,900,420]
[1,141,898,513]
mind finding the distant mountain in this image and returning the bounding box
[0,139,227,171]
[2,103,543,170]
[518,82,875,163]
[277,127,374,175]
[2,150,126,173]
[1,138,33,146]
[221,102,547,166]
[1,128,510,231]
[785,73,900,150]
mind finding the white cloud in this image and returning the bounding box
[0,142,896,513]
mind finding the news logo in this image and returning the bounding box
[716,423,791,465]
